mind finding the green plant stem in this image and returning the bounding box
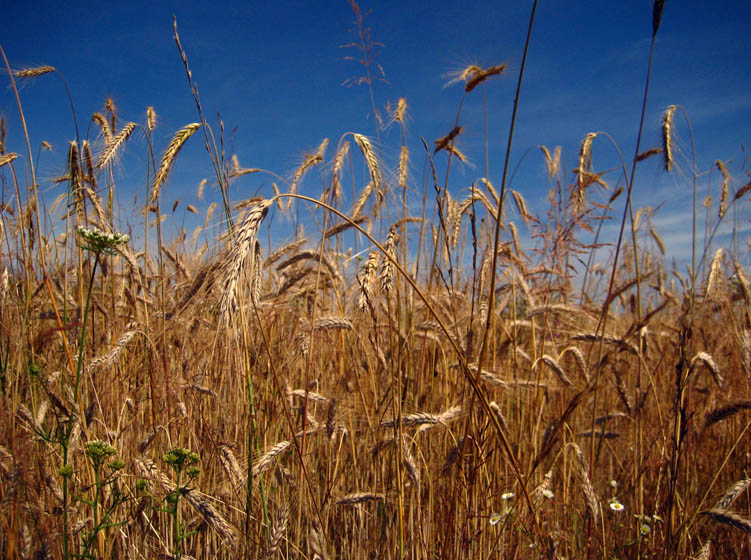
[62,250,100,560]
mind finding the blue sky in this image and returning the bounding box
[2,0,750,270]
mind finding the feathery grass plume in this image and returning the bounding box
[434,125,463,154]
[219,199,272,321]
[704,401,751,429]
[358,251,379,312]
[662,105,676,172]
[330,140,350,201]
[336,492,385,505]
[714,478,751,510]
[151,123,201,202]
[91,113,112,144]
[353,133,382,205]
[690,351,724,389]
[186,204,198,214]
[700,509,751,534]
[0,153,18,168]
[380,225,398,293]
[653,0,666,37]
[577,132,596,188]
[636,147,662,162]
[146,106,156,132]
[252,441,292,478]
[14,65,55,78]
[706,248,724,300]
[96,121,136,169]
[569,443,601,522]
[716,159,730,219]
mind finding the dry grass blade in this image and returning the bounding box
[151,123,201,202]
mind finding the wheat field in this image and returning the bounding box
[2,2,751,559]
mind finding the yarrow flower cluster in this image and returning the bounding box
[76,226,129,254]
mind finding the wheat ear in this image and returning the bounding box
[151,123,201,203]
